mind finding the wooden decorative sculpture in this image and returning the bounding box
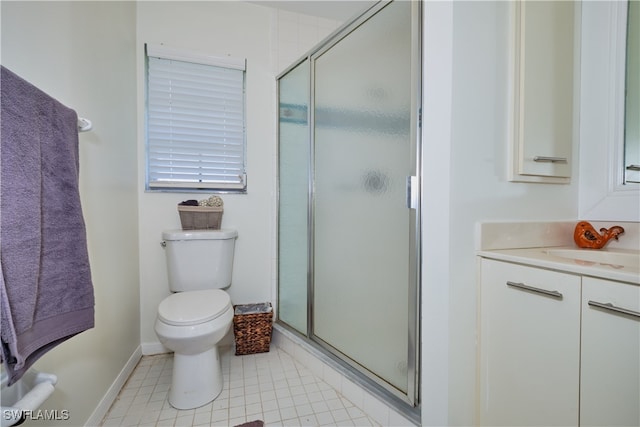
[574,221,625,249]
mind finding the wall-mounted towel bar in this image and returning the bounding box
[1,369,58,427]
[77,117,92,132]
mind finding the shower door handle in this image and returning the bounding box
[406,176,418,209]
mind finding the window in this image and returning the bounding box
[145,44,246,191]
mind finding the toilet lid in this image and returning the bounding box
[158,289,231,326]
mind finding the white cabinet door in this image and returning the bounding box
[509,1,576,183]
[581,277,640,427]
[479,259,581,426]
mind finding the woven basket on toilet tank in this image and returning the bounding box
[177,206,223,230]
[233,303,273,355]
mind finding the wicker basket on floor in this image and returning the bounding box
[233,303,273,356]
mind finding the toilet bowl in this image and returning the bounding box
[154,289,233,409]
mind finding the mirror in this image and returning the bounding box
[624,1,639,184]
[579,1,639,221]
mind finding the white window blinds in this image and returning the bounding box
[146,44,246,191]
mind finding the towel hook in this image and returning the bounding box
[77,117,92,132]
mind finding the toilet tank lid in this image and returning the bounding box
[162,229,238,241]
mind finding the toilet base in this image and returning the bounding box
[168,346,223,410]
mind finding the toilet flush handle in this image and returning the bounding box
[160,241,167,248]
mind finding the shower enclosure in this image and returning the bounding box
[277,0,421,412]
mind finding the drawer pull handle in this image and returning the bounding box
[533,156,568,164]
[588,300,640,319]
[506,281,563,299]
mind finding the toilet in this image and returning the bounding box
[154,228,238,410]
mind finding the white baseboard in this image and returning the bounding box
[84,345,142,427]
[141,341,169,356]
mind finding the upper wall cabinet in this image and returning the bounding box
[509,1,577,184]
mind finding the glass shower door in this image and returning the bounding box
[312,0,415,395]
[277,60,310,334]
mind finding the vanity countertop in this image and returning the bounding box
[478,246,640,285]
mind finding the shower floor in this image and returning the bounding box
[100,346,380,426]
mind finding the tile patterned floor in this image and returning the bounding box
[101,346,380,426]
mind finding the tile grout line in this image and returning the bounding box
[101,347,380,427]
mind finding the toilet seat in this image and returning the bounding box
[158,289,231,326]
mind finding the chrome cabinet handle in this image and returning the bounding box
[533,156,568,164]
[626,165,640,171]
[588,300,640,319]
[506,281,563,299]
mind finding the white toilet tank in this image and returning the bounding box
[162,229,238,292]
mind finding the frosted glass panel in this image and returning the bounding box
[278,60,309,334]
[313,1,412,393]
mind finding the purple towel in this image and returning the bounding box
[1,66,94,385]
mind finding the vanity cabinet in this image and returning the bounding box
[479,259,640,427]
[479,259,581,426]
[580,277,640,427]
[509,1,576,184]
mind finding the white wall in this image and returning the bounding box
[136,1,341,350]
[436,2,580,425]
[136,3,583,424]
[271,7,342,75]
[420,2,453,424]
[1,3,595,426]
[1,2,140,425]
